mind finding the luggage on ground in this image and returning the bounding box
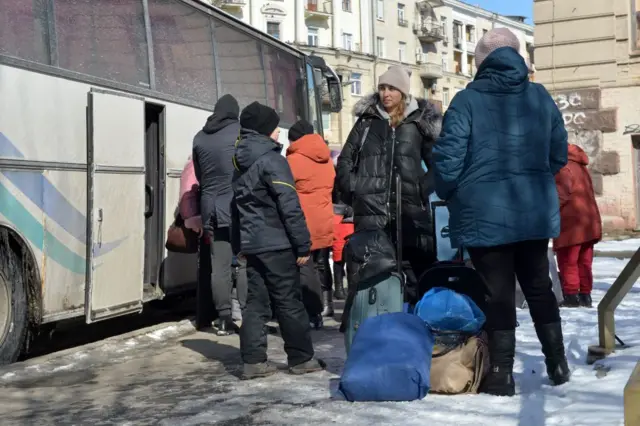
[429,330,490,394]
[414,286,490,394]
[341,175,405,354]
[339,312,434,402]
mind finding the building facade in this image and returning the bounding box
[208,0,533,151]
[534,0,640,231]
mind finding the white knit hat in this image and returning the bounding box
[475,28,521,68]
[378,65,411,96]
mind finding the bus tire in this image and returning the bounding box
[0,247,27,365]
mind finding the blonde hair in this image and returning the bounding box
[389,98,406,128]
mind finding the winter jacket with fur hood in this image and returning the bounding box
[336,93,442,252]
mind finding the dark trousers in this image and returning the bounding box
[299,257,323,316]
[240,249,314,366]
[312,248,332,291]
[468,239,561,331]
[333,261,345,288]
[403,246,436,305]
[210,227,247,318]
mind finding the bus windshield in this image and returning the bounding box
[306,63,321,135]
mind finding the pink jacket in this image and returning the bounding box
[179,159,200,219]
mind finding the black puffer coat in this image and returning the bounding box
[336,93,442,252]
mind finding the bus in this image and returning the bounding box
[0,0,342,364]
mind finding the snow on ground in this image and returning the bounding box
[188,255,638,426]
[596,238,640,253]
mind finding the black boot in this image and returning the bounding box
[579,293,593,308]
[480,330,516,397]
[321,290,334,317]
[333,263,346,300]
[534,322,571,386]
[559,294,580,308]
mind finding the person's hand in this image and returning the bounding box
[296,256,310,266]
[184,216,203,237]
[237,252,246,261]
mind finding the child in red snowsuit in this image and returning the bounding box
[332,204,354,300]
[554,144,602,308]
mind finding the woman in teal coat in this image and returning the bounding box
[433,28,570,396]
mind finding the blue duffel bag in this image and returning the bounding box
[338,312,434,402]
[415,287,486,334]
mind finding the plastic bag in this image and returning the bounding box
[415,287,485,334]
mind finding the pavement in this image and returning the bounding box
[0,313,347,426]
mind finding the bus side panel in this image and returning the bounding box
[0,65,92,321]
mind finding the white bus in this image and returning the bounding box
[0,0,342,364]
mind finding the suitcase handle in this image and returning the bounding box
[430,199,465,262]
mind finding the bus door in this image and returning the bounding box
[85,88,145,323]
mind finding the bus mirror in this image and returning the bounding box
[328,79,342,113]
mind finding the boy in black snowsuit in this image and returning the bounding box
[231,101,325,380]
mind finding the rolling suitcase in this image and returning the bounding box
[342,175,405,355]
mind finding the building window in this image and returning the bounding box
[342,0,351,12]
[376,36,385,57]
[398,41,406,62]
[342,32,353,50]
[443,87,450,106]
[267,22,280,39]
[350,72,362,95]
[466,25,475,43]
[635,1,640,50]
[322,109,331,130]
[376,0,384,20]
[397,3,407,26]
[453,21,463,47]
[307,27,318,46]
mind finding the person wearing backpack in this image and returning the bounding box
[433,28,570,396]
[335,66,442,305]
[553,144,602,308]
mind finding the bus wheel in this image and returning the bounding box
[0,248,27,365]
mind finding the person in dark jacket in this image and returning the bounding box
[553,144,602,308]
[433,28,570,396]
[193,94,247,336]
[336,65,441,305]
[231,101,324,380]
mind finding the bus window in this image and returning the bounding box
[148,0,217,103]
[0,0,50,64]
[55,0,150,87]
[214,21,267,111]
[305,63,320,134]
[263,45,301,128]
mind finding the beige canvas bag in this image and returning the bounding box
[429,331,490,394]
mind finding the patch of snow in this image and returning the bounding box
[146,325,178,341]
[596,238,640,253]
[170,254,640,425]
[1,372,15,380]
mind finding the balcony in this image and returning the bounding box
[414,22,445,43]
[466,40,476,52]
[305,0,332,18]
[398,17,409,27]
[419,62,443,79]
[216,0,246,9]
[417,0,445,9]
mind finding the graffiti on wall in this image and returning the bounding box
[552,88,620,195]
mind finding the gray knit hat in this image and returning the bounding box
[475,28,520,68]
[378,65,411,96]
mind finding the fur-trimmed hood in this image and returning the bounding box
[352,93,442,139]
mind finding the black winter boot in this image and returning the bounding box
[579,293,593,308]
[480,330,516,397]
[321,290,334,317]
[535,322,571,386]
[333,263,346,300]
[559,294,580,308]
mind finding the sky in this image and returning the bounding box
[468,0,533,24]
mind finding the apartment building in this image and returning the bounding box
[209,0,533,149]
[534,0,639,231]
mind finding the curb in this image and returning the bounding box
[595,250,636,259]
[0,319,196,381]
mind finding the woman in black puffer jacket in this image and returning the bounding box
[336,66,442,304]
